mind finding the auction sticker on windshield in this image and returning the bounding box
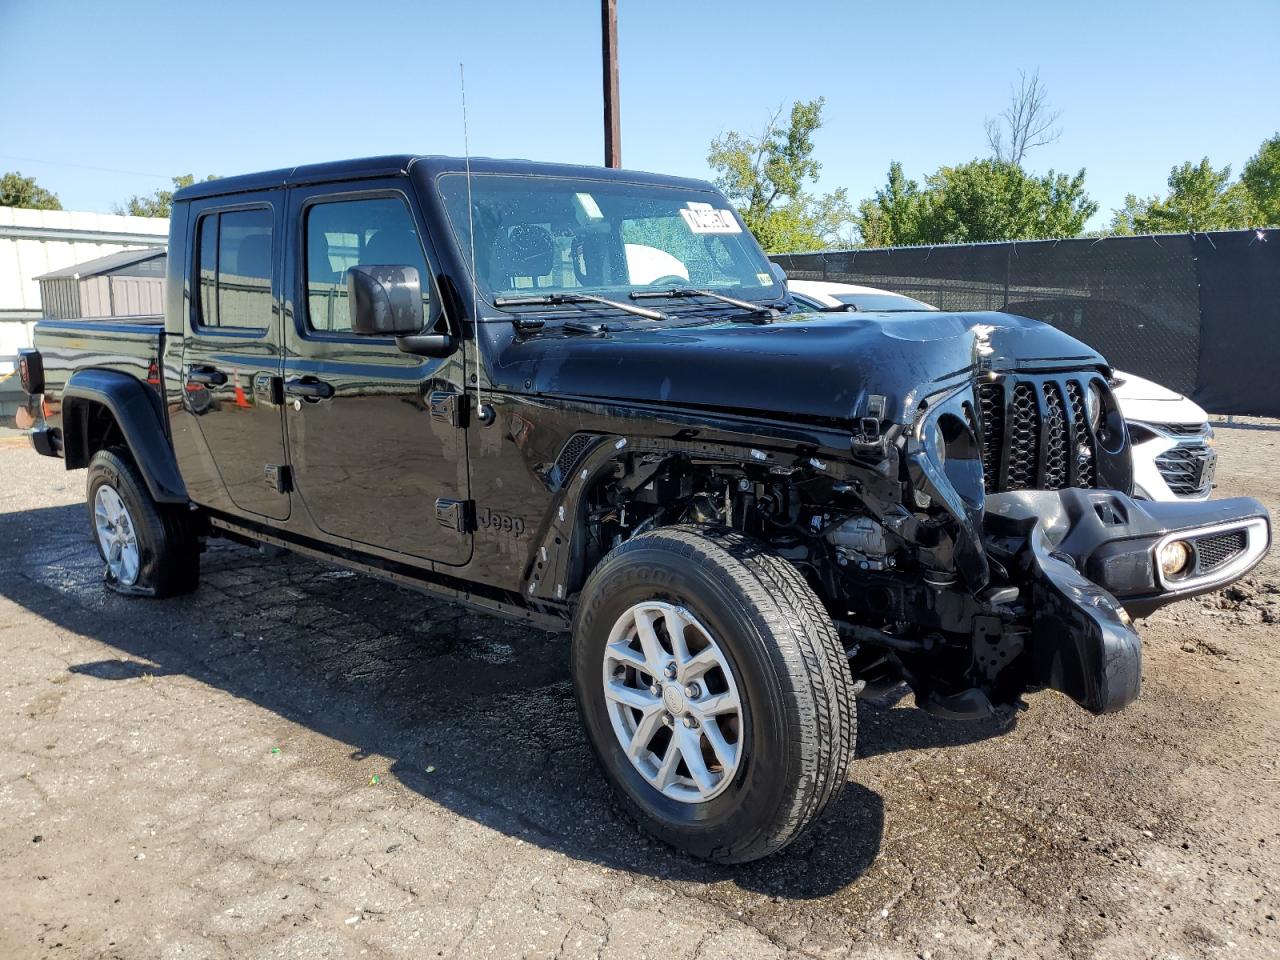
[680,201,742,234]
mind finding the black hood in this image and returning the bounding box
[492,310,1107,425]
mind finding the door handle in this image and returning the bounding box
[187,365,227,387]
[284,376,335,401]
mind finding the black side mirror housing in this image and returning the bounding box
[347,264,424,336]
[395,332,459,358]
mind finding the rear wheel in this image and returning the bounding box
[86,447,200,597]
[571,525,856,863]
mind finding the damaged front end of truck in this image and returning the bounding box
[549,311,1271,724]
[837,320,1270,721]
[893,371,1269,720]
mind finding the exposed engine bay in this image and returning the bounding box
[575,376,1270,724]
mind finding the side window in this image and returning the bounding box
[305,196,430,333]
[197,214,217,325]
[194,207,274,330]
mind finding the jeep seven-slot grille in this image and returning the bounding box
[1065,381,1096,488]
[1041,382,1069,489]
[977,383,1004,492]
[976,376,1103,494]
[1006,384,1041,490]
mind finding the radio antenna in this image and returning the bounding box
[460,62,493,425]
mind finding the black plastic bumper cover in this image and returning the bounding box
[986,488,1271,714]
[1022,521,1142,713]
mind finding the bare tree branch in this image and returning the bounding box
[749,105,785,212]
[985,68,1062,166]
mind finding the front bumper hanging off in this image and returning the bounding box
[984,489,1271,713]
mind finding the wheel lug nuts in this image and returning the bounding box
[661,713,674,727]
[663,662,677,679]
[682,715,698,729]
[649,682,661,696]
[683,683,700,698]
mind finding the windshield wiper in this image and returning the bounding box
[562,319,609,335]
[816,304,928,314]
[630,286,781,322]
[494,292,667,322]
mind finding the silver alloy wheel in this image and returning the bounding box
[93,484,140,586]
[602,600,745,803]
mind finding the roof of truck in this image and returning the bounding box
[172,155,717,202]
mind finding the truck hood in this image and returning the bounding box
[495,309,1107,426]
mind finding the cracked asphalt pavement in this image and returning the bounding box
[1,423,1278,959]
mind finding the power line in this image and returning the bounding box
[0,154,170,180]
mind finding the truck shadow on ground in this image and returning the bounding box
[3,503,1012,900]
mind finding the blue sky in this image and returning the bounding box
[3,0,1277,230]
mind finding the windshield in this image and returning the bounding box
[435,173,781,310]
[833,292,938,312]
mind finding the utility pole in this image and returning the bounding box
[602,0,621,167]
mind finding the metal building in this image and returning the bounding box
[0,207,167,417]
[36,247,167,319]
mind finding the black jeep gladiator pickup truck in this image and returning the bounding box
[19,155,1271,863]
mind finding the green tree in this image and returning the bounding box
[0,171,62,210]
[1110,159,1254,234]
[856,159,1096,245]
[707,98,854,252]
[1241,132,1280,227]
[855,161,923,247]
[115,174,219,218]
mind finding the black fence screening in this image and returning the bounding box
[772,228,1280,417]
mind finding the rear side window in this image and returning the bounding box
[197,215,217,324]
[304,196,429,333]
[194,207,274,330]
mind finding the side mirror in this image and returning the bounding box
[347,264,424,336]
[395,332,459,358]
[769,262,788,289]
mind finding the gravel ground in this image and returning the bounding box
[0,423,1277,960]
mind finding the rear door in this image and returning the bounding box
[176,194,289,520]
[281,181,471,565]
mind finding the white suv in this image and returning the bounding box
[787,280,1216,502]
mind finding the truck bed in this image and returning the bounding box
[31,316,166,440]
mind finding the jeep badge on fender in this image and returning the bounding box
[477,508,525,537]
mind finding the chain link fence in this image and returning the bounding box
[772,229,1279,416]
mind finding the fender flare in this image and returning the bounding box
[63,369,189,504]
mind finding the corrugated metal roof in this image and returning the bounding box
[35,247,166,281]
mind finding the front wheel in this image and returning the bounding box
[571,525,856,863]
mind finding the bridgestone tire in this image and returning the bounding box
[571,525,856,863]
[86,447,200,597]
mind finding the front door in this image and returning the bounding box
[281,183,471,565]
[176,195,289,521]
